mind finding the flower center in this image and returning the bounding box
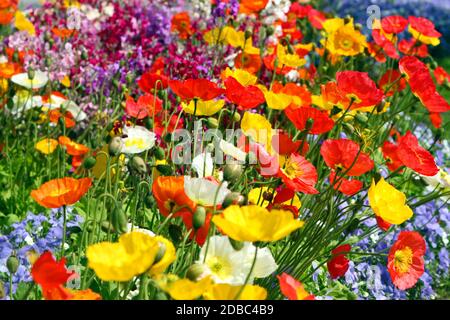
[340,38,354,50]
[125,137,145,149]
[394,246,413,274]
[206,256,232,280]
[282,158,303,179]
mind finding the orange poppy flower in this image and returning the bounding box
[284,106,334,135]
[58,136,89,157]
[138,71,168,93]
[272,82,312,107]
[168,78,224,102]
[388,231,426,290]
[381,15,408,34]
[0,61,23,78]
[171,12,193,40]
[336,71,384,109]
[278,273,315,300]
[152,176,196,217]
[234,52,262,74]
[224,77,265,110]
[239,0,268,14]
[52,27,78,39]
[320,139,374,177]
[49,109,76,128]
[31,177,92,208]
[125,94,163,119]
[277,153,318,194]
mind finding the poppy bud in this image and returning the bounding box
[155,291,168,300]
[266,26,274,36]
[109,137,123,156]
[305,118,314,132]
[263,191,273,202]
[82,156,96,169]
[223,164,243,183]
[130,156,147,175]
[244,30,252,40]
[101,221,115,233]
[156,164,173,176]
[186,263,208,281]
[168,224,183,244]
[12,51,20,63]
[163,133,172,144]
[111,207,128,234]
[228,238,244,251]
[331,106,342,116]
[342,122,355,134]
[6,255,19,274]
[206,117,219,129]
[222,192,245,209]
[373,172,382,184]
[376,103,384,113]
[193,206,206,230]
[27,67,35,80]
[153,242,167,264]
[355,113,368,124]
[153,147,165,160]
[258,27,267,40]
[144,117,153,129]
[232,112,241,122]
[81,50,88,60]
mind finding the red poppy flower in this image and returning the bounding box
[153,112,184,137]
[285,106,334,135]
[388,231,426,290]
[152,176,196,217]
[381,16,408,34]
[320,139,374,177]
[277,153,318,194]
[307,8,326,30]
[381,141,403,172]
[327,244,351,279]
[398,38,428,57]
[31,251,75,300]
[281,19,303,42]
[171,12,193,39]
[379,69,406,97]
[138,71,168,93]
[263,53,293,75]
[434,66,450,85]
[336,71,384,109]
[372,29,399,59]
[329,171,363,196]
[278,273,315,300]
[376,215,392,232]
[408,16,441,38]
[367,42,387,63]
[396,131,438,176]
[168,79,224,101]
[271,130,307,156]
[179,211,212,246]
[224,77,265,110]
[125,94,163,119]
[288,3,311,19]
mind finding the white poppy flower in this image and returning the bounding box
[44,95,87,121]
[11,91,42,115]
[121,125,156,154]
[184,176,230,206]
[198,235,278,285]
[192,152,214,177]
[219,139,247,162]
[11,71,48,89]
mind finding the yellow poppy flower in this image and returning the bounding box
[248,187,302,208]
[203,284,267,300]
[212,205,304,242]
[92,144,125,180]
[182,99,224,116]
[408,26,440,46]
[156,274,212,300]
[222,68,257,86]
[86,232,160,282]
[325,21,367,56]
[368,177,413,225]
[258,85,292,110]
[61,75,71,88]
[35,138,59,155]
[149,235,176,276]
[323,18,346,34]
[241,112,273,146]
[15,11,36,36]
[276,44,306,68]
[224,28,260,54]
[204,26,232,45]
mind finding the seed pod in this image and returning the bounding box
[186,263,208,281]
[223,164,243,183]
[228,238,244,251]
[108,137,123,156]
[6,255,19,274]
[193,206,206,230]
[111,207,128,234]
[130,156,147,175]
[82,156,96,169]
